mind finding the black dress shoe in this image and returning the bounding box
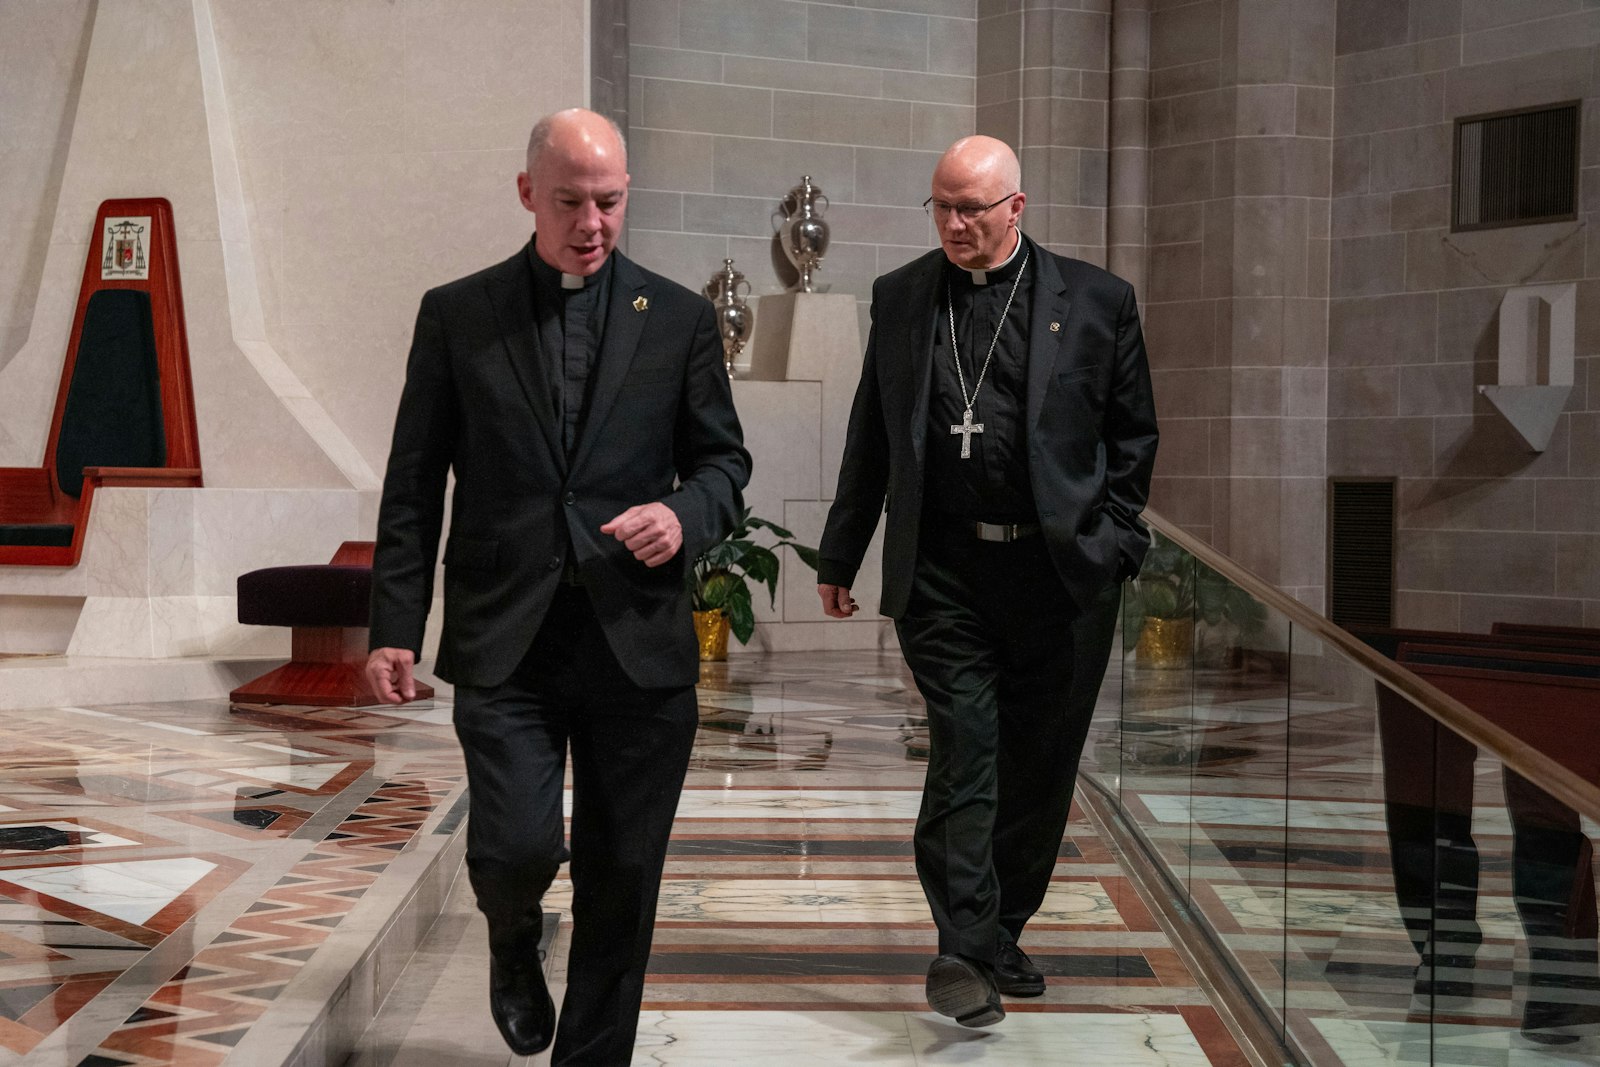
[489,955,556,1056]
[995,941,1046,997]
[926,953,1005,1027]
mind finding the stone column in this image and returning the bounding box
[1108,0,1151,293]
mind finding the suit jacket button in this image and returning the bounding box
[548,556,561,571]
[564,492,576,505]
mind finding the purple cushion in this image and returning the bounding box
[237,564,372,628]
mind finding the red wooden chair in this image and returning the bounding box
[1492,622,1600,643]
[0,199,201,565]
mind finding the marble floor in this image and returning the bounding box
[0,650,1251,1067]
[5,646,1590,1066]
[354,649,1251,1067]
[0,694,466,1066]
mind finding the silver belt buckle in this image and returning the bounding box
[974,521,1013,542]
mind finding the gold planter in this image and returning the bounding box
[1135,615,1194,669]
[694,609,731,661]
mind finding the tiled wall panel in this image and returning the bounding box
[1331,0,1600,625]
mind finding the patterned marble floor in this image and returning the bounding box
[0,696,467,1066]
[355,650,1252,1067]
[10,646,1584,1066]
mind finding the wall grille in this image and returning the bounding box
[1454,102,1580,231]
[1329,479,1395,630]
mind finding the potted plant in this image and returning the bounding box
[689,508,819,660]
[1122,532,1267,669]
[1123,531,1195,669]
[1193,564,1269,668]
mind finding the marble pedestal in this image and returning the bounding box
[730,292,893,654]
[0,486,373,660]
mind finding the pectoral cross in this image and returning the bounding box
[950,407,984,459]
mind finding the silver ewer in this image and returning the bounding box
[777,175,830,292]
[702,257,753,378]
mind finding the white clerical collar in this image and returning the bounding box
[561,273,585,290]
[962,227,1024,285]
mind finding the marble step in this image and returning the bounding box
[225,804,470,1067]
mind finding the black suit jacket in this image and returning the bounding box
[370,240,750,689]
[818,234,1157,616]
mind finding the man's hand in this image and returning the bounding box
[818,584,858,618]
[366,647,417,705]
[600,502,683,567]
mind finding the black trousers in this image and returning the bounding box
[1377,691,1599,1010]
[452,585,698,1066]
[894,523,1120,963]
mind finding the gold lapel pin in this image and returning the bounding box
[633,296,649,312]
[1049,321,1061,332]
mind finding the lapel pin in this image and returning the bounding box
[633,296,649,312]
[1049,321,1061,332]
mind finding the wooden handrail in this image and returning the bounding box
[1141,508,1600,823]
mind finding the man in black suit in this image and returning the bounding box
[817,135,1157,1027]
[366,108,749,1064]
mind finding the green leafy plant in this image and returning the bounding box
[1126,531,1194,622]
[1195,566,1268,634]
[689,509,820,644]
[1122,529,1268,659]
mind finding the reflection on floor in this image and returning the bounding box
[15,647,1589,1065]
[364,650,1247,1067]
[0,651,1248,1067]
[0,698,465,1065]
[1100,661,1600,1065]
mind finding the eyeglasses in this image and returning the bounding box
[922,192,1019,222]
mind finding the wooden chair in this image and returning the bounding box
[1491,622,1600,643]
[231,541,435,708]
[1352,628,1600,990]
[1396,644,1600,1042]
[0,199,201,565]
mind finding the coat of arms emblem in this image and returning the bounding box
[101,217,151,280]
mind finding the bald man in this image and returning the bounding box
[368,108,749,1062]
[817,136,1157,1026]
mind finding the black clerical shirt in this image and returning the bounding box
[529,245,612,458]
[924,239,1036,523]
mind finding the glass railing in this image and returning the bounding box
[1083,512,1600,1065]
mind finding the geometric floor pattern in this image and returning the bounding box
[355,649,1255,1067]
[14,646,1579,1066]
[0,698,464,1066]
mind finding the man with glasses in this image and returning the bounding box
[816,135,1158,1027]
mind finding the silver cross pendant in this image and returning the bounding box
[950,407,984,459]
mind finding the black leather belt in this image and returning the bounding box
[971,521,1040,543]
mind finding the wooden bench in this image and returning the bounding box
[230,541,435,708]
[1392,642,1600,1043]
[1492,622,1600,642]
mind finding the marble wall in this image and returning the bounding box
[1330,0,1600,630]
[620,0,976,651]
[623,0,977,343]
[0,1,92,398]
[1140,0,1334,611]
[0,0,588,488]
[0,0,586,659]
[977,0,1113,266]
[592,0,631,140]
[212,0,588,479]
[4,0,1595,663]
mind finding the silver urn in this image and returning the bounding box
[702,257,753,378]
[778,175,831,292]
